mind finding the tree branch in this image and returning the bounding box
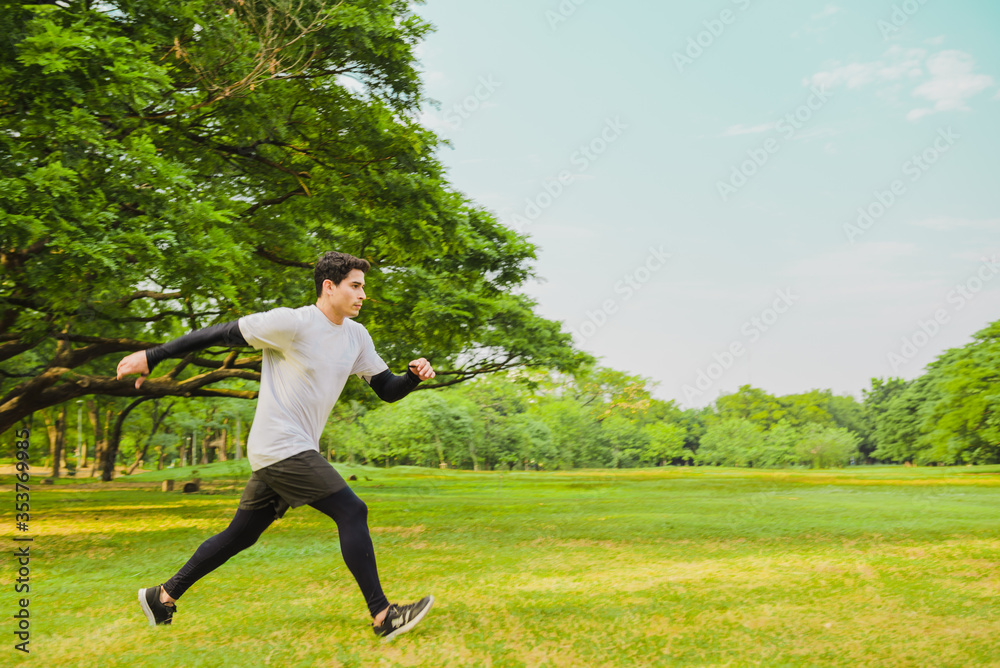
[0,366,261,435]
[254,246,313,268]
[241,189,306,218]
[120,290,184,305]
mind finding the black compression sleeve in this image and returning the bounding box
[366,368,421,403]
[145,321,248,372]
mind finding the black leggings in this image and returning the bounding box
[162,486,390,616]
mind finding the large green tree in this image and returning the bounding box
[921,321,1000,463]
[0,0,583,436]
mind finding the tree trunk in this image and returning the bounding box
[42,408,54,471]
[89,401,108,477]
[79,400,94,470]
[235,417,243,461]
[43,408,58,477]
[78,423,89,469]
[200,432,211,465]
[127,400,173,475]
[199,406,217,464]
[217,427,228,462]
[54,404,66,479]
[41,406,66,478]
[104,397,153,481]
[74,406,81,468]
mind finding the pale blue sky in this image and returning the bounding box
[413,0,1000,407]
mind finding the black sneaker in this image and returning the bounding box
[138,586,176,626]
[373,595,434,641]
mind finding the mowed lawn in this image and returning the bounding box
[4,462,1000,667]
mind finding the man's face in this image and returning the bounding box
[325,269,367,320]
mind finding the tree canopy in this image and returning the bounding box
[0,0,585,434]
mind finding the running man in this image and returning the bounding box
[116,251,434,640]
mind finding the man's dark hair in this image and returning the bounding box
[314,252,371,296]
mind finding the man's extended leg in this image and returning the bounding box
[138,504,276,626]
[308,486,433,640]
[309,487,389,617]
[164,504,276,599]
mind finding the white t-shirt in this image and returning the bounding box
[238,304,389,470]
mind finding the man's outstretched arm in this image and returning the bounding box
[116,321,248,389]
[365,357,435,403]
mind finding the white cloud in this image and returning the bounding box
[792,4,840,39]
[788,126,838,142]
[721,122,776,137]
[813,4,840,19]
[924,35,945,46]
[807,47,995,121]
[905,108,932,121]
[906,50,995,120]
[808,46,925,90]
[810,62,875,89]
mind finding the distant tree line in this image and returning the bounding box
[12,317,996,473]
[332,317,998,470]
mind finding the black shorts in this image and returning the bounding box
[238,449,347,519]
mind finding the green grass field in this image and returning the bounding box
[4,462,1000,667]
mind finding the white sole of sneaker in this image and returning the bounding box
[137,588,158,627]
[381,595,434,642]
